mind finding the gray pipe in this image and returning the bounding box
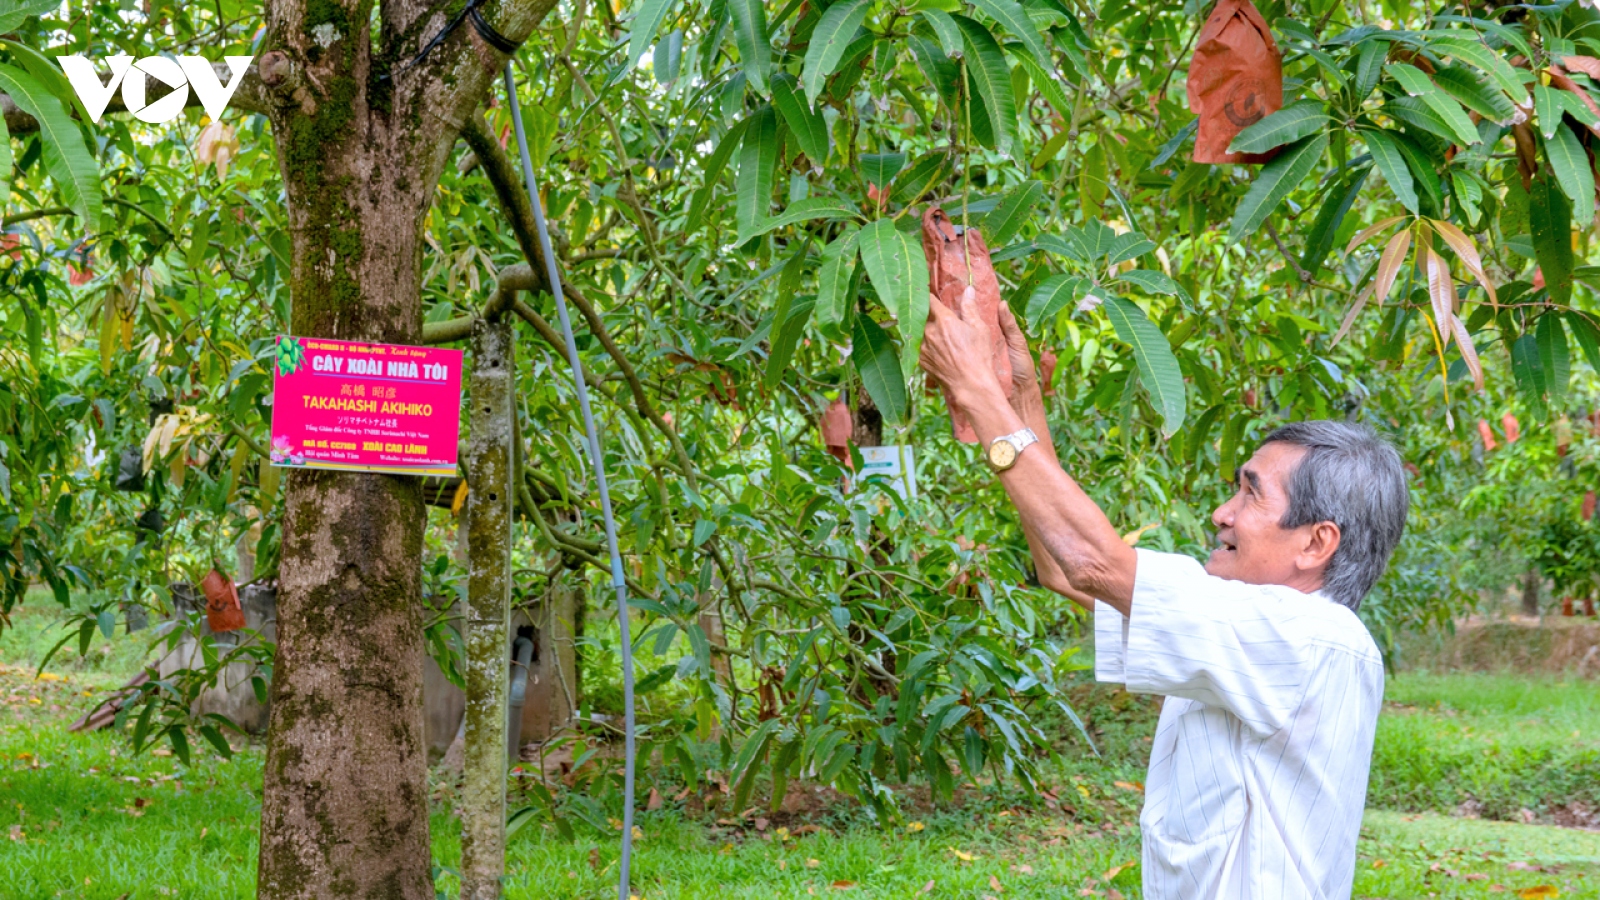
[502,62,638,900]
[506,635,534,763]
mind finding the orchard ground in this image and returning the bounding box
[0,599,1596,900]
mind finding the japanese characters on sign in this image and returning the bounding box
[270,335,462,477]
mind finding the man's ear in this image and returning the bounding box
[1297,521,1341,575]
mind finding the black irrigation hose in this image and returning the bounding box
[501,61,638,900]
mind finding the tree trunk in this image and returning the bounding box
[515,581,577,744]
[253,0,551,895]
[462,317,515,899]
[1522,568,1541,618]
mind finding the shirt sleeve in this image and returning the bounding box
[1093,599,1130,684]
[1119,548,1315,736]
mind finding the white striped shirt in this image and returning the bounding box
[1095,549,1384,900]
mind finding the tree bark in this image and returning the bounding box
[461,317,515,899]
[254,0,552,896]
[1522,568,1542,618]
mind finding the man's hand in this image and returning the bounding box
[919,286,1006,410]
[996,302,1047,426]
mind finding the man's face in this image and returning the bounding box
[1206,441,1310,586]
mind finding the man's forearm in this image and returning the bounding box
[1006,392,1092,609]
[958,383,1136,614]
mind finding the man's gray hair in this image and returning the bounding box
[1261,421,1409,611]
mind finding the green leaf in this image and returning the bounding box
[953,14,1016,154]
[1386,63,1480,145]
[1227,132,1328,244]
[970,0,1055,86]
[1537,312,1570,408]
[1565,310,1600,373]
[1103,296,1186,435]
[1544,125,1595,227]
[816,227,860,337]
[1531,173,1575,306]
[1511,333,1546,415]
[0,0,57,33]
[627,0,679,66]
[857,218,920,322]
[729,0,771,92]
[853,314,908,426]
[1079,139,1108,217]
[918,8,963,56]
[1391,130,1443,214]
[1382,96,1460,145]
[167,727,191,766]
[1432,64,1515,122]
[1300,166,1370,277]
[0,110,11,220]
[198,724,233,759]
[1118,268,1188,301]
[686,118,748,233]
[891,152,950,205]
[736,106,779,241]
[803,0,871,104]
[985,180,1043,245]
[4,40,91,125]
[766,296,816,388]
[0,64,101,233]
[862,152,907,189]
[1353,38,1386,99]
[1106,232,1156,265]
[1010,46,1072,119]
[1535,84,1565,140]
[1427,36,1529,105]
[1025,274,1087,328]
[771,73,829,165]
[653,29,683,83]
[1556,88,1600,134]
[745,197,859,240]
[1228,100,1329,154]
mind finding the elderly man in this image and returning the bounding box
[919,288,1408,899]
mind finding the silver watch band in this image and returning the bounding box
[999,427,1038,455]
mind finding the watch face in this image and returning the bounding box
[988,440,1017,470]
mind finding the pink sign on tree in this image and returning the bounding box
[270,335,462,477]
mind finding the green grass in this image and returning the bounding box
[1371,671,1600,821]
[2,600,1598,899]
[1354,810,1600,899]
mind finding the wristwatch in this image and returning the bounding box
[986,428,1038,473]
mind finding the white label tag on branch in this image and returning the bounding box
[849,445,917,502]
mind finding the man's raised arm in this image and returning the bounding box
[919,290,1137,615]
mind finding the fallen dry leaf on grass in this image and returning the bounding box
[1517,887,1559,899]
[830,880,855,890]
[1101,860,1137,881]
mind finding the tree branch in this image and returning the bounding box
[459,112,698,487]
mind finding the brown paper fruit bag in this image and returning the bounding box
[921,206,1013,443]
[201,568,245,633]
[1188,0,1283,164]
[820,398,853,466]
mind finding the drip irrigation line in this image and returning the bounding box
[501,62,637,900]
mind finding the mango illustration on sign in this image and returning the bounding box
[57,55,253,124]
